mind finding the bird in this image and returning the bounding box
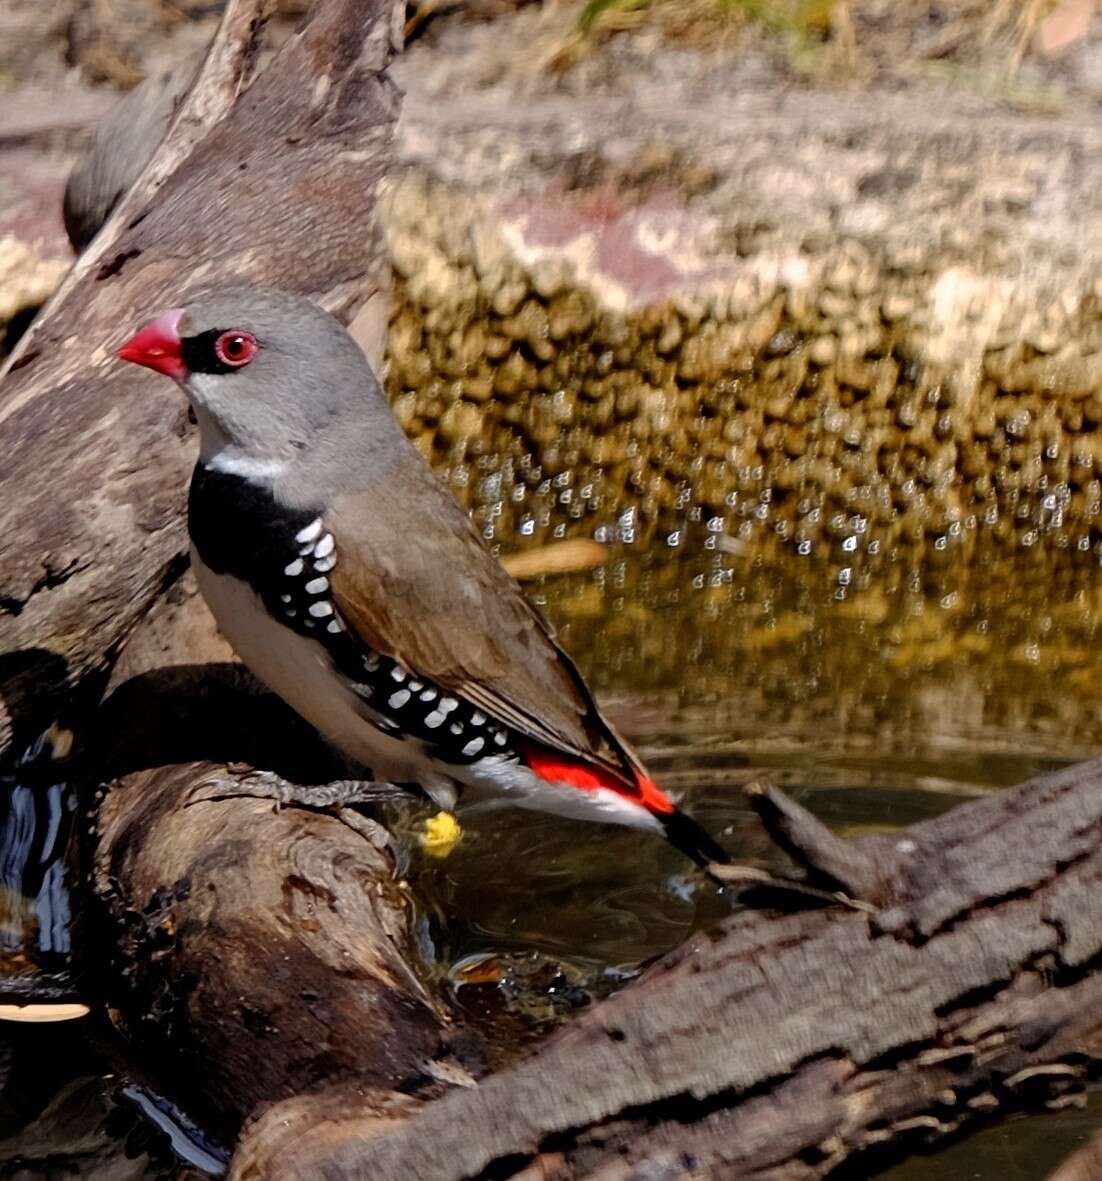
[115,288,731,873]
[64,63,195,251]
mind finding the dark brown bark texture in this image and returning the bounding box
[0,0,402,760]
[235,758,1102,1181]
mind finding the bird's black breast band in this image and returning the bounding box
[189,464,319,587]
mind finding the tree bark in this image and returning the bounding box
[230,757,1102,1181]
[0,0,403,760]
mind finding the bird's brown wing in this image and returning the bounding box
[324,474,640,785]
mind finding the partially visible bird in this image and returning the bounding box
[116,289,731,873]
[63,63,195,251]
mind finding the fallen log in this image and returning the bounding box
[230,757,1102,1181]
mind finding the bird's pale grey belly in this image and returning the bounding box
[191,550,437,786]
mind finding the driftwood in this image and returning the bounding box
[228,758,1102,1181]
[92,578,450,1139]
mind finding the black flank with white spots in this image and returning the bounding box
[189,465,514,765]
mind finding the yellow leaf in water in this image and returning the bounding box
[501,539,608,581]
[419,811,463,859]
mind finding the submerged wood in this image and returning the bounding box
[231,758,1102,1181]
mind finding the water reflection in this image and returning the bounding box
[0,727,79,985]
[0,1020,226,1179]
[416,543,1102,987]
[872,1089,1102,1181]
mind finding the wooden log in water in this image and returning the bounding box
[93,577,451,1138]
[231,757,1102,1181]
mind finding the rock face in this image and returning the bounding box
[384,15,1102,558]
[8,5,1102,557]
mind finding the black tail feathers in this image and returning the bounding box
[660,806,731,869]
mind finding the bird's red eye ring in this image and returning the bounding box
[214,330,258,368]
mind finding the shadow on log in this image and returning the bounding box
[230,758,1102,1181]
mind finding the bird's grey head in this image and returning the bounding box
[117,287,384,481]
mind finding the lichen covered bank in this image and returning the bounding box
[384,169,1102,561]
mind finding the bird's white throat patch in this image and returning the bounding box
[206,453,288,482]
[193,400,287,483]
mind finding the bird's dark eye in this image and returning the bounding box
[214,330,258,368]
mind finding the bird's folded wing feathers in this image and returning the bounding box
[324,480,639,784]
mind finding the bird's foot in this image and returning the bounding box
[187,770,407,812]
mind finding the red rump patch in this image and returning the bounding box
[522,747,675,815]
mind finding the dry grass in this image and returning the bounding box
[548,0,855,71]
[543,0,1095,87]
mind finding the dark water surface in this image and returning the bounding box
[2,543,1101,1177]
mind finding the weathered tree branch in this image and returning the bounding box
[230,758,1102,1181]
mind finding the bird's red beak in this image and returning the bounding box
[116,308,188,381]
